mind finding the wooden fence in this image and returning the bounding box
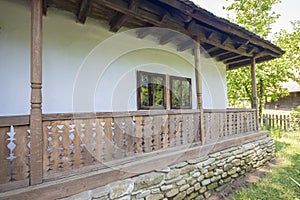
[260,112,300,131]
[0,109,258,192]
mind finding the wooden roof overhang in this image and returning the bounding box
[42,0,284,70]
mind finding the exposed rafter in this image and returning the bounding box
[217,52,243,62]
[221,36,230,45]
[43,0,47,15]
[44,0,284,69]
[225,56,250,65]
[209,49,228,57]
[77,0,93,24]
[109,13,128,32]
[156,0,284,55]
[205,31,214,40]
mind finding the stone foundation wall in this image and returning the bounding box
[60,137,275,200]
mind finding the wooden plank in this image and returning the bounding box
[135,116,143,153]
[0,126,11,185]
[109,12,128,32]
[29,0,43,185]
[77,0,93,24]
[0,116,30,127]
[42,110,201,121]
[0,179,29,193]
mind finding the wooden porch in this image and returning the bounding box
[0,108,261,197]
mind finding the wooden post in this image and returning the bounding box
[194,36,205,144]
[30,0,43,185]
[250,57,259,130]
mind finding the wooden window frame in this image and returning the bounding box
[170,75,192,109]
[137,71,166,110]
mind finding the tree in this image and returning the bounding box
[224,0,298,117]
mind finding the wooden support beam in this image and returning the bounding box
[30,0,43,185]
[94,0,261,58]
[109,0,139,32]
[109,13,128,32]
[217,52,241,62]
[194,36,205,144]
[205,31,214,40]
[209,49,228,58]
[234,43,244,50]
[205,46,219,53]
[225,56,250,65]
[43,0,47,15]
[156,0,283,55]
[221,36,230,45]
[250,57,259,130]
[177,39,194,51]
[246,46,256,54]
[159,31,178,45]
[77,0,93,24]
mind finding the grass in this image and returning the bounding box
[231,131,300,200]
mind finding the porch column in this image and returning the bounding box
[250,57,259,130]
[30,0,43,185]
[194,36,205,144]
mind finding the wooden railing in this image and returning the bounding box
[0,109,258,192]
[204,109,258,143]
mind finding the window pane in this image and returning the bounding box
[172,79,181,108]
[152,76,164,106]
[141,74,149,106]
[182,80,191,107]
[171,76,191,109]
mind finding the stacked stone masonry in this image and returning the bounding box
[60,137,275,200]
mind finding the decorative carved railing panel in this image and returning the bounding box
[204,109,257,144]
[42,112,200,177]
[0,125,30,192]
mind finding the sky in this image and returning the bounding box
[192,0,300,35]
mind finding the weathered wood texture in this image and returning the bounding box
[0,109,259,193]
[204,109,258,144]
[0,125,30,192]
[42,112,200,178]
[29,0,43,186]
[261,112,300,131]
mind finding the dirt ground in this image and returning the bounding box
[207,158,284,200]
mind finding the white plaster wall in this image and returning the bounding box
[0,0,227,116]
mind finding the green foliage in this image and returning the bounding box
[224,0,281,38]
[231,131,300,200]
[224,1,299,116]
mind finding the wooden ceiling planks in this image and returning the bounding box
[44,0,284,69]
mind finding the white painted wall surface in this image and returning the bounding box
[0,0,227,116]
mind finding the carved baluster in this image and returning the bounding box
[79,123,86,166]
[6,126,17,181]
[100,121,106,161]
[45,125,53,172]
[91,122,97,162]
[57,124,64,169]
[69,124,76,167]
[121,119,127,157]
[150,116,155,151]
[26,129,31,178]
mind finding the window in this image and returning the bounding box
[137,71,166,109]
[170,76,192,109]
[137,71,192,110]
